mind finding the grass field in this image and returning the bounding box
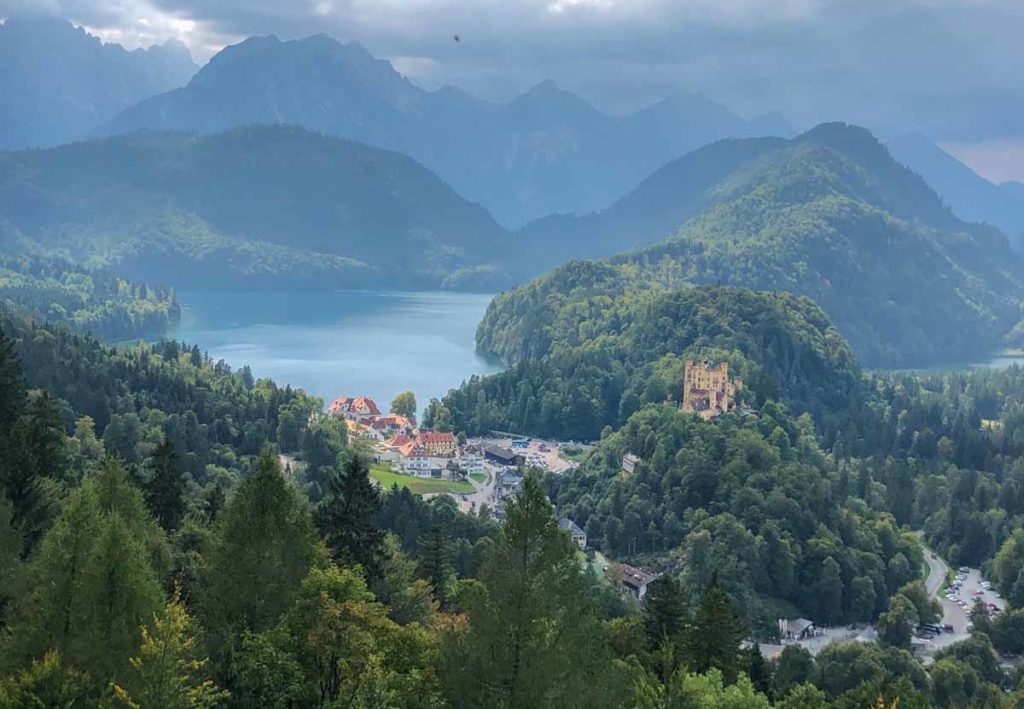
[369,466,475,495]
[469,471,488,484]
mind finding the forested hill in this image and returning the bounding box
[516,123,1024,367]
[0,255,179,340]
[0,125,514,292]
[437,279,861,441]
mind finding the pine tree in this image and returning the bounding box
[111,591,228,709]
[0,324,25,433]
[441,475,621,708]
[1,391,66,555]
[198,450,325,678]
[3,460,168,682]
[145,437,185,532]
[73,513,164,681]
[643,575,689,650]
[316,456,386,580]
[680,574,747,683]
[417,525,453,607]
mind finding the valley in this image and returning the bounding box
[3,11,1024,709]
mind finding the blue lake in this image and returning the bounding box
[169,290,502,409]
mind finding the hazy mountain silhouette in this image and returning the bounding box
[887,133,1024,250]
[0,17,196,149]
[99,33,794,226]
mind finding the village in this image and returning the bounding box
[323,358,750,604]
[320,361,1017,646]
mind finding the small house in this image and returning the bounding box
[619,564,658,601]
[558,517,587,549]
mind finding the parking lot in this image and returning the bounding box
[472,436,582,474]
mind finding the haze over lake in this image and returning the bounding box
[170,290,502,410]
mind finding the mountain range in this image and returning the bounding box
[0,126,513,291]
[96,33,794,226]
[491,123,1024,367]
[0,17,196,150]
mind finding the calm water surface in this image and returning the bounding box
[170,290,502,408]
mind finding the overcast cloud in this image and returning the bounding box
[2,0,1022,173]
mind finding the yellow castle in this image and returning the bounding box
[681,359,741,420]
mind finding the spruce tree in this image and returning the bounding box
[0,324,25,433]
[145,437,185,532]
[1,391,66,555]
[315,455,386,580]
[643,575,689,650]
[680,573,747,683]
[417,525,453,607]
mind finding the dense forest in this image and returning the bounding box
[8,301,1024,706]
[438,275,860,441]
[0,255,179,340]
[0,126,514,292]
[514,123,1024,367]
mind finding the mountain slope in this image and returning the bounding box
[98,33,792,226]
[0,17,196,150]
[487,123,1024,367]
[887,133,1024,250]
[0,126,514,291]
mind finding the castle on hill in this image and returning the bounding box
[681,359,741,420]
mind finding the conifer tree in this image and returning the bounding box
[680,574,747,683]
[643,575,689,650]
[0,324,25,433]
[145,437,185,532]
[441,475,621,708]
[417,525,453,607]
[316,455,386,580]
[3,459,167,683]
[198,450,325,679]
[74,514,164,682]
[1,391,66,555]
[111,591,228,709]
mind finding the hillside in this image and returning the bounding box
[0,255,179,340]
[0,126,515,291]
[437,280,861,441]
[512,123,1024,367]
[0,17,195,150]
[97,33,793,226]
[887,133,1024,251]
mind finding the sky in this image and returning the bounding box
[2,0,1022,179]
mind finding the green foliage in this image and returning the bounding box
[451,281,861,440]
[680,575,747,683]
[0,126,514,291]
[2,459,167,683]
[315,455,386,580]
[0,651,94,709]
[440,476,621,708]
[0,255,179,341]
[546,402,922,626]
[111,592,228,708]
[197,450,326,680]
[391,390,417,419]
[235,564,442,708]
